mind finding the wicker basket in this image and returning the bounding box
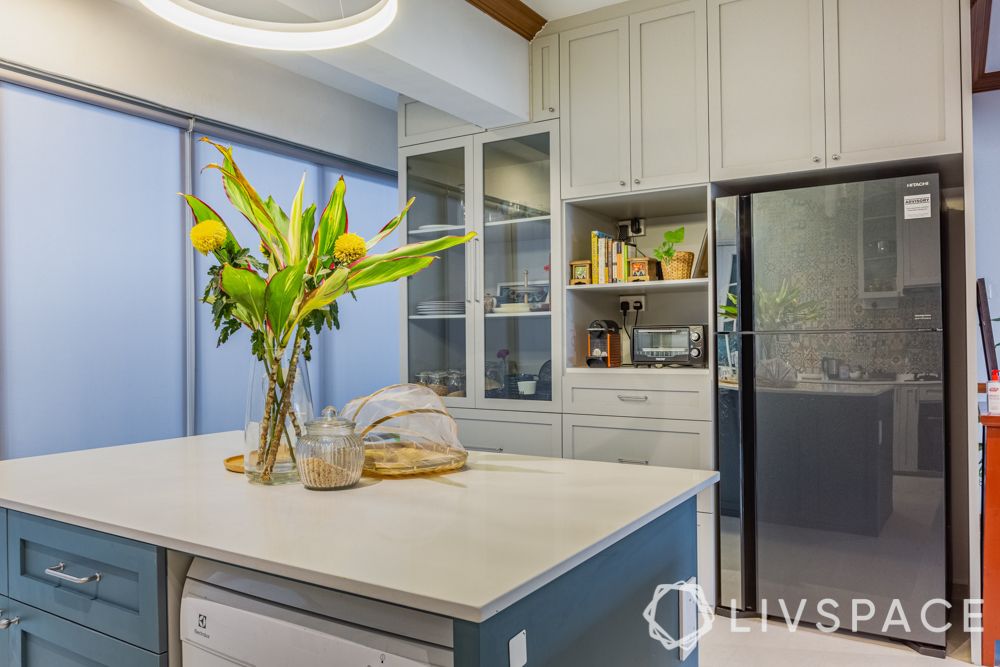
[661,251,695,281]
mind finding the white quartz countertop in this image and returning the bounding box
[0,432,717,623]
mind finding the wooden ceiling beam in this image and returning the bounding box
[466,0,547,40]
[973,0,1000,92]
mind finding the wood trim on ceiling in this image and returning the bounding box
[973,0,1000,92]
[466,0,547,40]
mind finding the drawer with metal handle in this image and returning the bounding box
[0,595,167,666]
[564,372,711,420]
[7,512,167,653]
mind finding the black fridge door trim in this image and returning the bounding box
[736,194,758,611]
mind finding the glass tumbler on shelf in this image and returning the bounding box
[295,407,365,491]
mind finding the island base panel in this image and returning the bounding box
[454,499,698,666]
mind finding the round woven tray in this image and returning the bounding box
[363,441,468,477]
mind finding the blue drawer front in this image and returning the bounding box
[3,596,166,666]
[7,513,166,654]
[0,510,7,597]
[0,596,9,667]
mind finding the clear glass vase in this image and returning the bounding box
[244,348,314,485]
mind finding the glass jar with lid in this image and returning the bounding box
[295,407,365,490]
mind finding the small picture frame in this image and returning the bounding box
[627,257,659,283]
[569,260,592,285]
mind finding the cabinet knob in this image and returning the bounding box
[812,156,821,163]
[634,178,641,185]
[619,180,626,187]
[547,106,555,112]
[832,154,841,161]
[0,615,19,630]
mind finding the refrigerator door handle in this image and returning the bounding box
[878,419,883,446]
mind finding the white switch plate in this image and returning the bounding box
[679,577,698,662]
[508,629,527,667]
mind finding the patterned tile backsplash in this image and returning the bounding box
[747,181,942,377]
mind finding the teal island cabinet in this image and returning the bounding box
[0,432,717,666]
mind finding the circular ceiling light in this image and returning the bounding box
[137,0,397,51]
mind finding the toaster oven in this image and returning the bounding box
[631,325,707,368]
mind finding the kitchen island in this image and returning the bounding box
[0,432,717,666]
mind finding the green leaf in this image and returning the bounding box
[220,265,266,329]
[287,173,306,264]
[349,232,476,274]
[367,198,414,250]
[317,177,347,258]
[348,256,435,292]
[263,196,290,238]
[201,138,289,264]
[265,261,306,343]
[181,195,239,255]
[293,267,350,330]
[663,227,686,245]
[300,204,317,262]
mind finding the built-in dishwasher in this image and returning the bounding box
[180,559,454,666]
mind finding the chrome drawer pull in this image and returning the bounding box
[617,394,648,402]
[0,613,19,629]
[45,562,101,585]
[618,458,649,466]
[468,446,504,453]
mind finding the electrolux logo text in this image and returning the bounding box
[195,613,210,639]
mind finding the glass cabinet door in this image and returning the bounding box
[475,128,556,407]
[402,139,473,405]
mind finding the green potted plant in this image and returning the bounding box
[184,138,474,484]
[652,227,692,280]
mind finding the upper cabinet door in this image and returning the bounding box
[708,0,827,181]
[823,0,961,167]
[629,1,709,190]
[531,35,560,121]
[560,18,631,199]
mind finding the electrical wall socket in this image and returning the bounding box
[620,295,645,311]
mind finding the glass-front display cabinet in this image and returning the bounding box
[399,121,560,412]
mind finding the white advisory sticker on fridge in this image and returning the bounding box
[904,193,932,219]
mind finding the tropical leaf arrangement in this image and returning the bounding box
[184,138,474,482]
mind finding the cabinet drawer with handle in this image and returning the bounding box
[563,372,711,420]
[0,594,166,666]
[7,512,167,653]
[564,414,715,512]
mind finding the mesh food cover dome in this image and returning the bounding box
[342,384,468,476]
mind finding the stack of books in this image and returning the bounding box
[590,231,637,284]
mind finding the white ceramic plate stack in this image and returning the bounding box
[416,301,465,317]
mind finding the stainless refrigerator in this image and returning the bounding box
[714,174,946,652]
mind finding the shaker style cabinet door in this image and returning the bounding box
[708,0,827,180]
[823,0,962,167]
[560,18,631,199]
[530,35,560,121]
[629,1,709,190]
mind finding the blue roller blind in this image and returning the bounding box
[0,83,186,458]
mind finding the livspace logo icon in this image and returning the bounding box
[643,581,715,653]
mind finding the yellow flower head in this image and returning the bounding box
[333,232,366,264]
[190,220,227,255]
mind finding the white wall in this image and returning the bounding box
[974,89,1000,378]
[0,0,398,171]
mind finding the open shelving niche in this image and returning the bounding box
[562,184,714,374]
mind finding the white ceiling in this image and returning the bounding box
[523,0,628,21]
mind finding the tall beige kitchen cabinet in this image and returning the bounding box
[823,0,961,167]
[629,1,709,191]
[708,0,827,181]
[559,18,630,199]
